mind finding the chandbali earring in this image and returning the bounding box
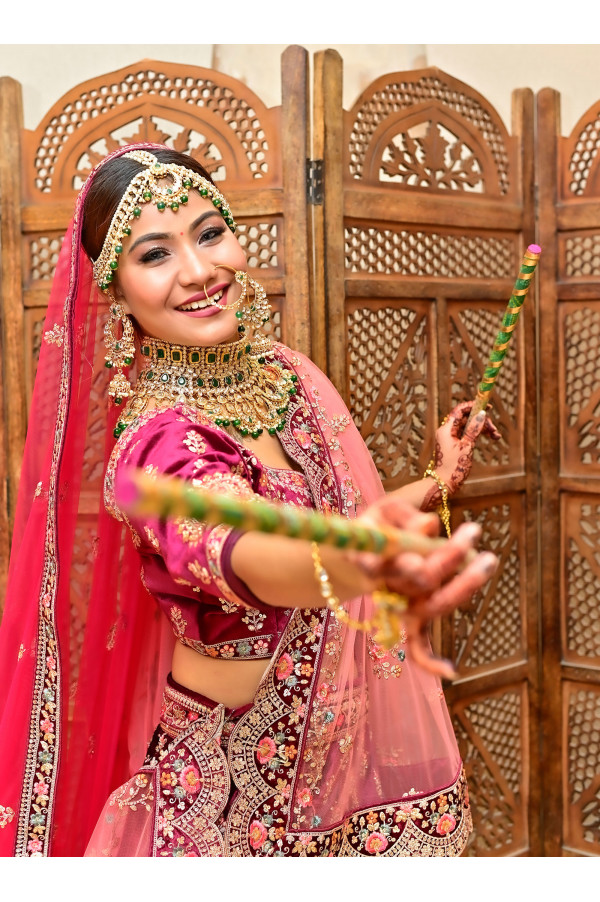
[211,265,271,334]
[104,297,136,404]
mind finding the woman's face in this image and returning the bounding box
[113,190,248,347]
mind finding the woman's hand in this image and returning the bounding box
[424,401,501,508]
[351,495,498,679]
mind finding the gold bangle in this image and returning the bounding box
[423,460,452,537]
[310,542,372,631]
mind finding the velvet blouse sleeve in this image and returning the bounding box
[107,409,269,611]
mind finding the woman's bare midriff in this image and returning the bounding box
[171,640,270,708]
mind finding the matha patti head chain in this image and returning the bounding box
[94,149,273,407]
[92,149,236,292]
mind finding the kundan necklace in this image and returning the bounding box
[113,333,298,440]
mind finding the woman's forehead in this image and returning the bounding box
[127,189,221,237]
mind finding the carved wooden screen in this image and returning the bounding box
[0,48,310,605]
[537,89,600,856]
[313,52,539,856]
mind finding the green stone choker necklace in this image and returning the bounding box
[113,333,298,439]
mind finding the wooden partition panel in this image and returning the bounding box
[0,49,310,602]
[537,88,600,857]
[313,52,539,855]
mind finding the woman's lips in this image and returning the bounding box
[177,305,223,318]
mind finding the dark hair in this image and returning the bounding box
[81,147,217,262]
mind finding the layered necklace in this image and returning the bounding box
[113,332,298,440]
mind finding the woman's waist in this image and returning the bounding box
[170,640,268,709]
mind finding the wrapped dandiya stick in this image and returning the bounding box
[127,470,449,557]
[465,243,541,427]
[125,470,471,648]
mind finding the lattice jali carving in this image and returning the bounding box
[564,108,600,197]
[564,497,600,663]
[453,687,526,855]
[451,498,525,674]
[374,120,488,194]
[563,232,600,278]
[347,72,511,195]
[236,219,281,271]
[25,233,65,285]
[70,122,230,193]
[449,304,517,470]
[347,302,431,488]
[30,65,274,194]
[563,305,600,469]
[566,684,600,852]
[345,226,514,278]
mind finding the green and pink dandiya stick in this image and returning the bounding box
[465,243,541,427]
[126,470,450,559]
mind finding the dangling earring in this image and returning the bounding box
[104,297,136,404]
[215,265,271,333]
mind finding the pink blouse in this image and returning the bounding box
[104,404,315,660]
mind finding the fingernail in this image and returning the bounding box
[478,553,498,575]
[460,522,481,542]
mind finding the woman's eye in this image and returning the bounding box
[139,247,168,264]
[199,225,226,243]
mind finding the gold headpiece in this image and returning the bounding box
[92,150,236,291]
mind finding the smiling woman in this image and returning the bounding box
[0,143,499,858]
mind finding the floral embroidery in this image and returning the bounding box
[175,517,205,547]
[191,471,254,498]
[0,805,15,828]
[367,634,406,679]
[43,323,65,347]
[219,597,240,613]
[144,526,160,552]
[187,560,211,585]
[169,606,188,639]
[182,430,207,458]
[241,608,267,632]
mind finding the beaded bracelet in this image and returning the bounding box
[310,541,410,637]
[310,542,373,631]
[423,461,452,537]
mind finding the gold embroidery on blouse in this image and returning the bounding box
[175,517,206,547]
[241,608,267,632]
[191,471,254,498]
[169,606,188,638]
[143,464,159,480]
[34,482,43,498]
[144,526,160,552]
[183,430,207,457]
[18,644,25,661]
[219,597,240,613]
[188,560,212,585]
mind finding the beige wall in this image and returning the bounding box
[0,44,598,137]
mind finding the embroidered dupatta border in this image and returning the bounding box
[15,218,82,856]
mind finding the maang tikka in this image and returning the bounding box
[104,299,136,403]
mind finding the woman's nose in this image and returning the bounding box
[177,245,214,289]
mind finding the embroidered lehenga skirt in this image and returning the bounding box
[85,612,472,858]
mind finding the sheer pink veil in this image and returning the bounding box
[0,143,174,857]
[278,349,464,831]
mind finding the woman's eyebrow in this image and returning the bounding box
[127,211,219,254]
[128,231,172,254]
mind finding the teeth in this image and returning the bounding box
[178,289,224,312]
